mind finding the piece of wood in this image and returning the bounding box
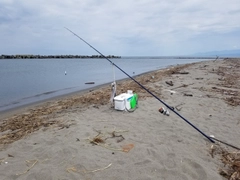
[184,93,193,97]
[171,83,194,90]
[85,82,95,84]
[165,81,174,86]
[172,71,189,74]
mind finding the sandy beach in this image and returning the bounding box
[0,58,240,180]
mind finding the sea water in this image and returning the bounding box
[0,57,211,112]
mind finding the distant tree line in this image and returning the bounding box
[0,54,121,59]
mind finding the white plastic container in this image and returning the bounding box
[127,90,133,94]
[124,93,133,110]
[114,93,133,111]
[114,93,126,110]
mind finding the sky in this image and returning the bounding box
[0,0,240,56]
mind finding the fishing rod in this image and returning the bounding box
[209,135,240,151]
[65,27,215,143]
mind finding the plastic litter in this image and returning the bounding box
[159,107,170,116]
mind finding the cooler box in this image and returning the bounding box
[114,93,133,111]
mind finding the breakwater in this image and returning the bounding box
[0,54,121,59]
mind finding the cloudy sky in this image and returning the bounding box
[1,0,240,56]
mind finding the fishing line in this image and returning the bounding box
[64,27,215,143]
[209,135,240,151]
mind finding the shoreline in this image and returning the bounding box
[0,58,239,179]
[0,57,224,114]
[0,67,162,119]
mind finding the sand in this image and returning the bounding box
[0,58,239,180]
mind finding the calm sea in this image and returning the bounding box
[0,57,212,112]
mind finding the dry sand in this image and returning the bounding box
[0,58,240,180]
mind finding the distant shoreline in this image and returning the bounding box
[0,54,121,59]
[1,54,236,60]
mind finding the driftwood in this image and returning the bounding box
[183,93,193,97]
[171,83,194,90]
[85,82,95,84]
[165,81,174,86]
[172,71,189,74]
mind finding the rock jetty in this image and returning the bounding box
[0,54,121,59]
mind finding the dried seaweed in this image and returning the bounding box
[199,59,240,107]
[105,131,125,143]
[88,128,132,152]
[210,144,240,180]
[91,137,105,144]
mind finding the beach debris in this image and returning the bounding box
[164,89,176,95]
[88,128,132,152]
[16,159,38,176]
[195,77,204,80]
[183,93,193,97]
[67,167,78,173]
[210,144,217,158]
[210,87,239,106]
[210,144,240,180]
[172,71,189,75]
[225,97,240,107]
[67,163,112,174]
[175,103,185,111]
[122,144,134,152]
[165,64,192,76]
[165,81,174,86]
[8,154,14,158]
[169,90,176,95]
[89,129,105,145]
[0,158,7,165]
[93,105,99,109]
[159,107,170,116]
[85,82,95,84]
[105,131,125,143]
[209,135,240,151]
[92,136,105,144]
[171,83,194,90]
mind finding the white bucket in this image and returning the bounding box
[114,93,133,111]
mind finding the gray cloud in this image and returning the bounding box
[0,0,240,56]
